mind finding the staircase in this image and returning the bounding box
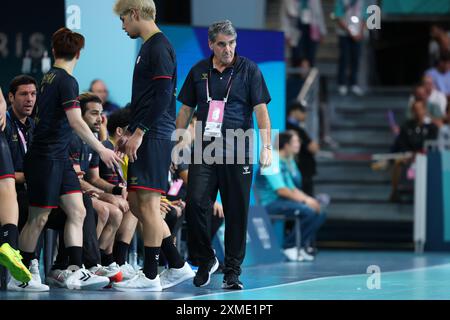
[315,90,414,249]
[264,0,415,249]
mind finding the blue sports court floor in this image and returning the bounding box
[2,250,450,300]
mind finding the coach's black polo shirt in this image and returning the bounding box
[178,54,271,158]
[4,108,35,173]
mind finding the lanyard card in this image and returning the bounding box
[204,100,225,138]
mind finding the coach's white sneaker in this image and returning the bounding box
[113,271,162,292]
[64,265,110,290]
[160,262,195,289]
[7,259,49,292]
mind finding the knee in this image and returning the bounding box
[30,213,49,230]
[108,206,123,228]
[97,206,110,225]
[69,206,86,224]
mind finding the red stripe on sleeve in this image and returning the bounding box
[152,76,173,80]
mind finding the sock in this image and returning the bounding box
[0,224,19,250]
[52,235,68,270]
[143,247,160,280]
[100,249,114,266]
[21,251,36,269]
[113,241,129,266]
[161,235,184,269]
[66,246,83,268]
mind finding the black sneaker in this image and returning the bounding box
[193,257,219,287]
[222,273,243,290]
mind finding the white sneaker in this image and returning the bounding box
[299,248,315,262]
[7,259,49,292]
[89,262,122,283]
[338,85,348,96]
[46,268,71,288]
[283,247,299,261]
[351,85,364,96]
[120,263,137,281]
[64,265,110,290]
[160,262,195,289]
[112,271,162,292]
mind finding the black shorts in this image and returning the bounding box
[127,138,173,194]
[24,153,82,209]
[0,132,15,180]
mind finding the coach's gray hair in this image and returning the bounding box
[208,20,237,43]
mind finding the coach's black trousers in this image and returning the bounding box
[186,161,253,276]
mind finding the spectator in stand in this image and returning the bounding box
[89,79,121,116]
[334,0,368,97]
[255,131,327,262]
[408,84,444,128]
[430,24,450,66]
[281,0,327,68]
[423,74,448,116]
[286,100,320,196]
[426,53,450,99]
[390,101,438,202]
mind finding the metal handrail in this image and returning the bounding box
[292,67,320,141]
[297,67,319,106]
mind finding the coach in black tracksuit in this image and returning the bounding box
[176,20,273,290]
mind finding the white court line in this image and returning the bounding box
[175,262,450,300]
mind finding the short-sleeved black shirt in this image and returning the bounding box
[177,54,271,158]
[394,120,438,152]
[31,67,80,159]
[4,109,35,172]
[68,133,99,174]
[129,32,177,139]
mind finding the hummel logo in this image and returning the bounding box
[243,166,251,175]
[79,271,91,282]
[18,282,29,288]
[155,254,160,261]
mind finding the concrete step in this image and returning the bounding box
[332,112,407,125]
[331,121,391,130]
[325,203,413,222]
[315,165,390,184]
[332,130,394,146]
[333,97,409,112]
[315,183,393,202]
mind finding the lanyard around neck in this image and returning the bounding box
[206,67,234,103]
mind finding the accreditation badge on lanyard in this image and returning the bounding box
[204,69,234,138]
